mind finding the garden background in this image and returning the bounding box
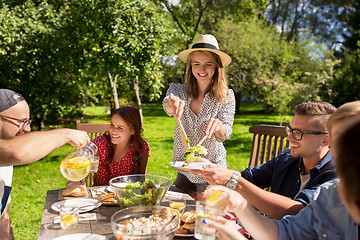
[0,0,359,239]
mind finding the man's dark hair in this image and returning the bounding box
[294,101,337,131]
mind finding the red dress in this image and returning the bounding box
[92,135,150,186]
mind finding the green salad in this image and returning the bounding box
[117,179,166,208]
[183,143,208,164]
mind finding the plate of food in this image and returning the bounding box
[175,210,196,237]
[169,161,211,171]
[89,186,117,206]
[51,198,101,213]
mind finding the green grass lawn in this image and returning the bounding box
[10,102,292,239]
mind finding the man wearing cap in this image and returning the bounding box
[0,89,31,239]
[0,89,90,238]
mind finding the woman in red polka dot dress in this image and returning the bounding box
[92,106,150,186]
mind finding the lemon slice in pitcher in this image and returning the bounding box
[60,157,91,181]
[61,156,91,169]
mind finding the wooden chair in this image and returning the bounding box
[248,124,290,168]
[76,120,109,186]
[76,120,109,141]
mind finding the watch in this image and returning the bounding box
[226,172,239,190]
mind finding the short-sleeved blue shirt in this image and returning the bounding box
[241,148,336,205]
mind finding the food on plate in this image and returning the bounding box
[60,156,91,181]
[183,144,208,166]
[63,183,88,197]
[115,179,166,208]
[175,210,196,235]
[100,192,117,204]
[66,180,85,188]
[182,222,195,232]
[180,210,196,223]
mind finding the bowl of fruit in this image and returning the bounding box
[109,174,172,208]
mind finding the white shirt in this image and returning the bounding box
[163,83,235,183]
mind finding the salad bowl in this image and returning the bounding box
[109,174,171,208]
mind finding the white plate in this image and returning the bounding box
[169,161,211,171]
[51,198,101,213]
[51,233,108,240]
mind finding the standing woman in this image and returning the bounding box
[92,106,150,186]
[163,34,235,196]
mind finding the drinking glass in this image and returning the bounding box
[203,185,230,216]
[169,198,186,214]
[194,201,218,240]
[89,154,100,173]
[60,206,79,230]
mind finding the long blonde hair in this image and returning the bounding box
[185,50,228,103]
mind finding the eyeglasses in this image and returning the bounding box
[285,124,327,141]
[0,115,31,131]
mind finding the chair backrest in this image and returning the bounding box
[76,120,109,141]
[76,120,109,187]
[248,124,289,168]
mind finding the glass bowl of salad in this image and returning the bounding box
[109,174,171,208]
[111,205,180,240]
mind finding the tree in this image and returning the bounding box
[214,17,337,115]
[265,0,356,50]
[0,1,89,129]
[0,0,170,126]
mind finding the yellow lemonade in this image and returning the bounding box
[60,156,91,181]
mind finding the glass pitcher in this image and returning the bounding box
[60,142,99,181]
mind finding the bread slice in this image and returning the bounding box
[175,227,191,235]
[63,184,87,197]
[100,192,117,204]
[66,180,85,188]
[180,211,196,223]
[182,222,195,232]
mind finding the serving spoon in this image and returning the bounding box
[176,118,190,150]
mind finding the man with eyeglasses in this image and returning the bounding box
[192,101,337,220]
[0,89,90,239]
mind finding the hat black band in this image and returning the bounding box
[192,43,219,51]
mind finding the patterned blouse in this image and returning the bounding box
[92,135,150,186]
[163,83,235,183]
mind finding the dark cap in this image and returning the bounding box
[0,89,25,113]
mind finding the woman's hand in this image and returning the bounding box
[165,93,185,119]
[205,216,248,240]
[206,118,226,140]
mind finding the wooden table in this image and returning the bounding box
[38,187,196,240]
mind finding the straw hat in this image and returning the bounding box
[178,34,231,67]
